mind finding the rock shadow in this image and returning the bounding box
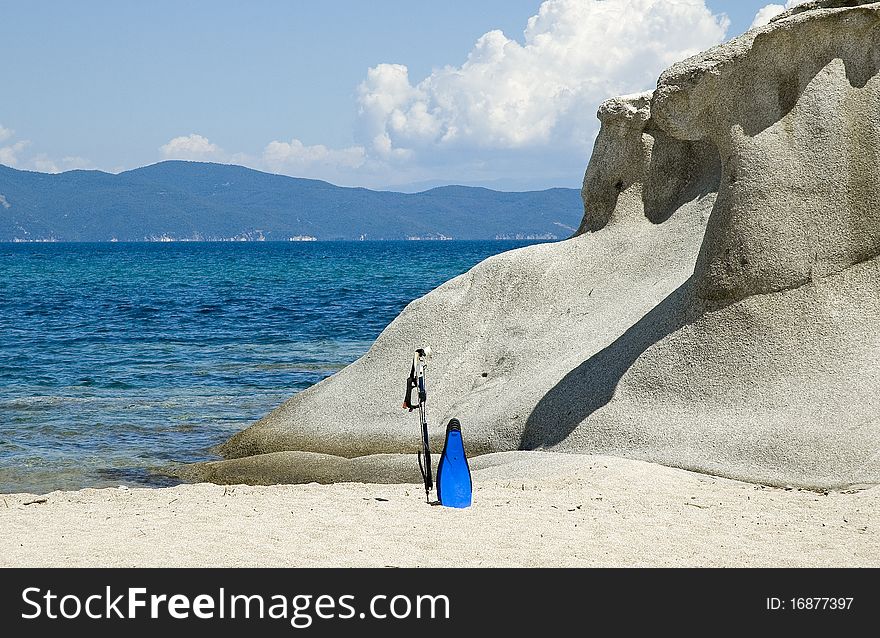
[734,11,880,137]
[642,131,720,226]
[520,278,698,449]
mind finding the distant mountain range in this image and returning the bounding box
[0,161,583,242]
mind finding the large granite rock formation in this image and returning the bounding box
[186,0,880,489]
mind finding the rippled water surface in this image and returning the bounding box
[0,241,539,493]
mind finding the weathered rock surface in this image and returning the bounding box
[653,0,880,304]
[187,1,880,490]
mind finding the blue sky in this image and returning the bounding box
[0,1,795,190]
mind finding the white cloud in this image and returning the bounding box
[30,156,57,173]
[252,0,730,187]
[157,133,368,183]
[259,138,369,183]
[262,138,366,172]
[356,0,728,165]
[159,133,224,161]
[0,140,30,167]
[0,127,94,173]
[8,1,739,189]
[750,0,810,29]
[750,4,785,28]
[30,155,94,174]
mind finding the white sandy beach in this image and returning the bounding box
[2,453,876,568]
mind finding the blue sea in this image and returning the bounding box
[0,241,539,494]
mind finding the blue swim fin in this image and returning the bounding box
[436,418,472,508]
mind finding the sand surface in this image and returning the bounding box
[1,453,876,568]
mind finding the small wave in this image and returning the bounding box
[103,380,138,390]
[0,396,96,410]
[197,305,223,314]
